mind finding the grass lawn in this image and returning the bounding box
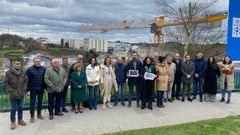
[104,116,240,135]
[0,49,25,57]
[43,47,85,57]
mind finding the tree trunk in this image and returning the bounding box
[184,34,190,56]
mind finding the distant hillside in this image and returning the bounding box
[132,42,226,58]
[0,34,25,48]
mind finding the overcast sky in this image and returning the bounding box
[0,0,229,43]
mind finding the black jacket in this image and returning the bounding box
[173,59,182,82]
[193,58,208,78]
[203,64,220,94]
[126,60,143,82]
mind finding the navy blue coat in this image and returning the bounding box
[193,58,208,79]
[114,63,127,84]
[173,59,182,83]
[27,65,46,91]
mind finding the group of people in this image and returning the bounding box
[4,51,235,130]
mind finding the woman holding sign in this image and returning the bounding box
[141,57,156,110]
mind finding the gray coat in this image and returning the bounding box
[44,67,67,93]
[181,61,195,84]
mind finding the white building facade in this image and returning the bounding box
[83,37,109,52]
[61,38,84,49]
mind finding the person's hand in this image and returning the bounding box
[195,74,199,78]
[127,74,130,78]
[187,75,191,79]
[78,85,82,88]
[91,80,96,84]
[27,91,30,96]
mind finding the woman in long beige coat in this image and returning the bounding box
[100,57,118,109]
[220,56,235,104]
[156,56,169,108]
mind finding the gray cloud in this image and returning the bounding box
[0,0,228,43]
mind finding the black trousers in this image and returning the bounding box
[48,92,61,115]
[172,80,181,98]
[30,90,44,117]
[141,80,153,107]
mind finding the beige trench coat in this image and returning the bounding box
[156,63,169,91]
[167,63,176,82]
[100,64,118,96]
[220,63,235,91]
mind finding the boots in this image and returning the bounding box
[220,98,225,102]
[128,102,132,108]
[37,114,45,120]
[30,117,35,123]
[147,102,152,110]
[75,105,79,113]
[18,120,26,126]
[200,96,203,102]
[10,123,16,130]
[226,99,230,104]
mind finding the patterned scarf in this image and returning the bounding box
[13,68,21,76]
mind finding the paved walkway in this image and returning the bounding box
[0,93,240,135]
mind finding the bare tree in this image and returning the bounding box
[164,22,227,45]
[155,0,222,55]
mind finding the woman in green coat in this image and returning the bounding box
[71,63,87,113]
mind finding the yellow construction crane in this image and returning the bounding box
[78,12,227,54]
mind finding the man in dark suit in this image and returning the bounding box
[126,51,143,108]
[172,53,182,100]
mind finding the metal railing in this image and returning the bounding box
[0,71,239,112]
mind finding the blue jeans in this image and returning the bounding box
[222,83,232,100]
[193,78,204,98]
[157,91,164,106]
[88,86,99,109]
[10,98,23,123]
[128,79,141,104]
[48,92,61,115]
[30,90,44,117]
[61,85,69,109]
[114,82,126,104]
